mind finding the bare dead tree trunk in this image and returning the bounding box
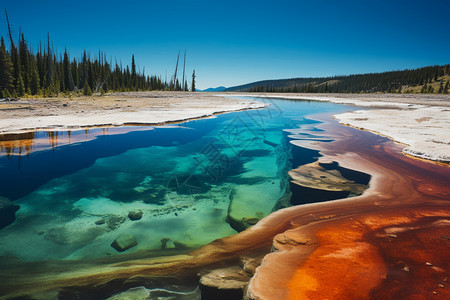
[182,50,186,91]
[5,9,15,48]
[171,50,180,89]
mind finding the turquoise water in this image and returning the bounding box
[0,97,354,261]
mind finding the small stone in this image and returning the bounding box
[111,234,138,252]
[439,284,444,288]
[433,291,437,295]
[95,219,105,225]
[174,212,178,216]
[403,266,410,272]
[426,262,433,266]
[128,210,143,221]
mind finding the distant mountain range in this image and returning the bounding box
[225,64,450,94]
[199,86,227,92]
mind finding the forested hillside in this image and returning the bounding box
[0,14,193,98]
[226,65,450,94]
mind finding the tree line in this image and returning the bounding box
[0,12,196,98]
[226,64,450,94]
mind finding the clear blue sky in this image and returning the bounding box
[1,0,449,90]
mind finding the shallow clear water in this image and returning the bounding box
[0,97,354,261]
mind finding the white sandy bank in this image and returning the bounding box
[335,107,450,163]
[0,96,266,134]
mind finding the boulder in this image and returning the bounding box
[0,197,20,230]
[111,234,138,252]
[128,210,143,221]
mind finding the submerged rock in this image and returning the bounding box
[160,238,187,250]
[106,215,126,229]
[199,267,251,300]
[111,234,138,252]
[0,197,20,230]
[95,219,105,225]
[128,210,143,221]
[227,181,286,232]
[161,238,172,249]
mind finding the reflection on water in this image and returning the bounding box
[0,98,357,263]
[0,128,125,158]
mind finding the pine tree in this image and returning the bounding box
[36,43,46,89]
[421,84,428,93]
[437,81,444,93]
[71,59,79,89]
[1,18,176,96]
[63,48,72,91]
[131,54,136,88]
[16,73,25,96]
[45,34,52,88]
[443,81,449,94]
[29,57,40,94]
[83,80,92,95]
[19,34,30,93]
[0,37,14,97]
[191,69,196,92]
[87,62,94,91]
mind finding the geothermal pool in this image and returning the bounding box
[0,97,364,262]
